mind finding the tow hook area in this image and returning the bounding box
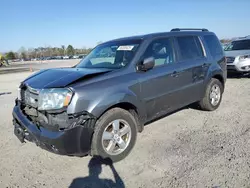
[13,119,34,143]
[14,124,25,143]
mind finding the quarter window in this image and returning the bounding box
[203,35,223,56]
[176,36,204,60]
[143,38,174,66]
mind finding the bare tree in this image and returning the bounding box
[18,47,27,59]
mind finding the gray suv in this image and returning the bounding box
[225,36,250,74]
[13,28,227,162]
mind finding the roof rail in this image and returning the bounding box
[171,28,209,32]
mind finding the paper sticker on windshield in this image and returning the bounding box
[117,45,134,51]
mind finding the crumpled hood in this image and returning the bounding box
[225,50,250,57]
[23,68,111,89]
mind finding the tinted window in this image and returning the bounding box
[143,38,174,66]
[225,39,250,51]
[176,36,204,60]
[203,35,223,56]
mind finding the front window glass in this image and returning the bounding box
[143,38,174,66]
[76,40,141,69]
[225,39,250,51]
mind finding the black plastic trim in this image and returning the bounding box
[12,103,95,156]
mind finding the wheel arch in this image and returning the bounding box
[103,102,144,130]
[205,64,225,87]
[201,68,225,98]
[89,92,146,132]
[212,74,225,88]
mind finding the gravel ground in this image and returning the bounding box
[0,72,250,188]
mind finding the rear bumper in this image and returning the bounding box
[12,103,95,156]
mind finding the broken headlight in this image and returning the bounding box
[38,88,73,110]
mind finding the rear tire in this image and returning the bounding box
[91,108,137,162]
[199,78,223,111]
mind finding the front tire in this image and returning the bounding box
[199,78,223,111]
[91,108,137,162]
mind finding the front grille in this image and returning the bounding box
[21,86,39,108]
[226,56,235,64]
[227,65,236,70]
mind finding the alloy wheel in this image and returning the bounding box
[101,119,132,155]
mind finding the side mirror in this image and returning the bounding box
[138,57,155,71]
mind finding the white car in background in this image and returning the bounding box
[73,55,79,59]
[63,56,70,59]
[225,36,250,74]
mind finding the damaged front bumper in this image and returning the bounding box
[12,101,96,156]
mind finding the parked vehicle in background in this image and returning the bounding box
[13,28,226,162]
[55,56,63,60]
[21,58,31,61]
[73,55,80,59]
[12,59,21,62]
[79,54,87,59]
[225,36,250,74]
[63,55,70,59]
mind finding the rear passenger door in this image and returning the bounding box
[174,35,209,104]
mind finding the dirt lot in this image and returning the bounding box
[0,72,250,188]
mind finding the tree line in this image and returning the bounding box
[4,45,93,60]
[3,38,234,60]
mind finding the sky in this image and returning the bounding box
[1,0,250,52]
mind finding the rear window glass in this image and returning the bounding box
[176,36,204,61]
[203,35,223,56]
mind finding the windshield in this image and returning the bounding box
[76,40,141,69]
[225,39,250,51]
